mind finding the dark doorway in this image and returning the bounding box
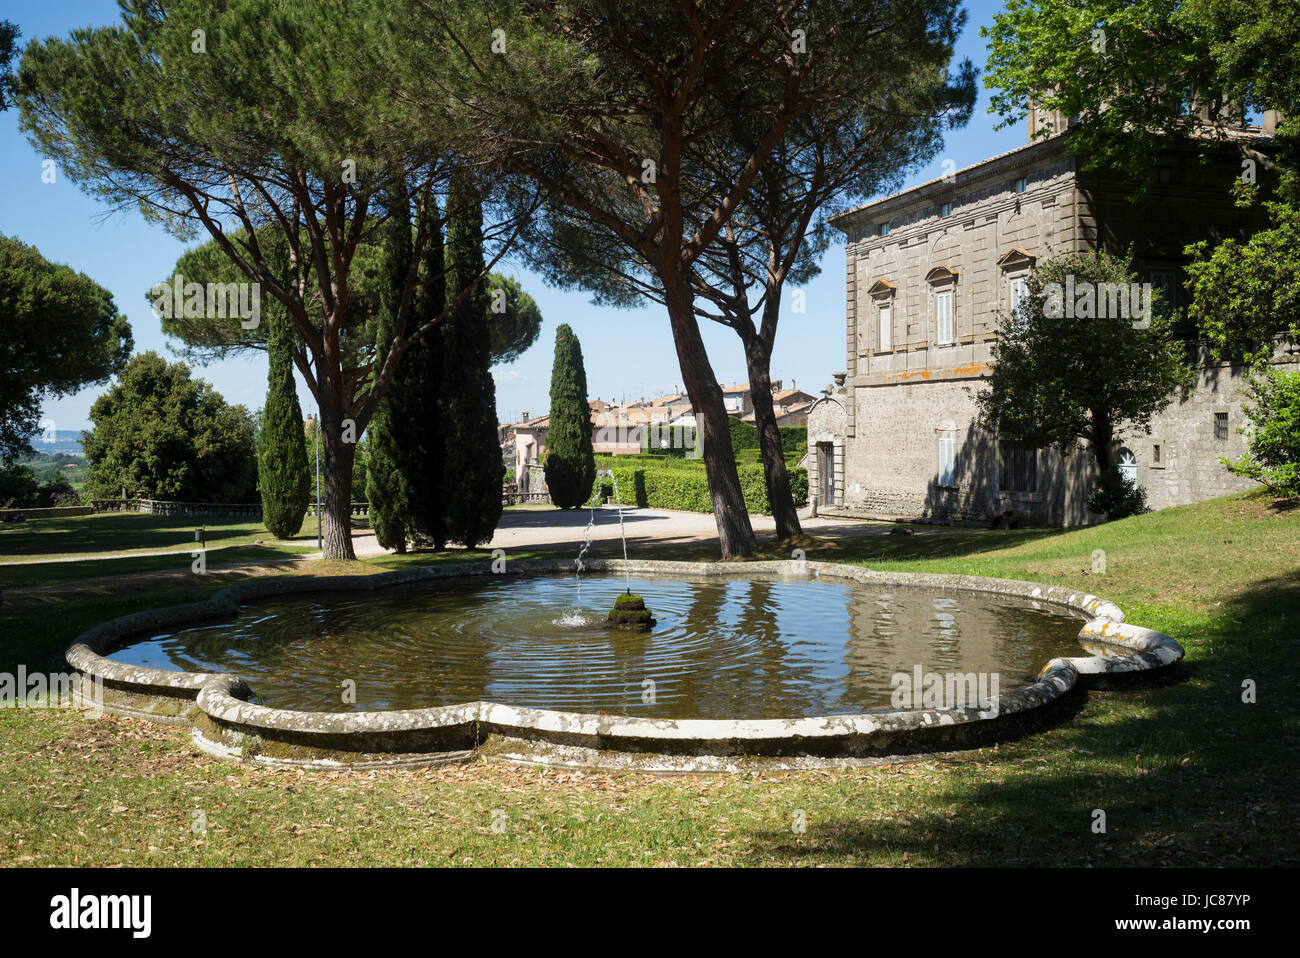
[817,442,835,505]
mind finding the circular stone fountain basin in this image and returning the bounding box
[105,573,1091,718]
[65,559,1185,771]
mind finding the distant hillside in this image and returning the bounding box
[27,430,85,457]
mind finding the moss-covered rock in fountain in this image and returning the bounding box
[605,593,656,632]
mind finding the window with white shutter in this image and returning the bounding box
[937,435,956,487]
[936,290,953,345]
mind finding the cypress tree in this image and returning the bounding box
[257,262,311,539]
[543,323,595,509]
[437,173,504,546]
[364,184,416,552]
[404,193,447,548]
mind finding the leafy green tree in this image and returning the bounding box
[687,47,974,538]
[257,298,311,539]
[984,0,1299,189]
[83,352,258,502]
[1222,369,1300,496]
[484,273,543,365]
[984,0,1300,354]
[1185,197,1300,365]
[0,19,18,112]
[156,225,536,370]
[438,175,503,545]
[974,251,1195,520]
[0,234,133,461]
[984,0,1300,495]
[544,324,595,510]
[415,0,970,557]
[0,463,39,508]
[14,0,531,559]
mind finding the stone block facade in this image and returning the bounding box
[810,126,1289,525]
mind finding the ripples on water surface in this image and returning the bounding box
[109,574,1088,718]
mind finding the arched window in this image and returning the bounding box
[1117,448,1138,488]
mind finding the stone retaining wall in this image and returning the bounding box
[1,505,93,520]
[65,559,1184,771]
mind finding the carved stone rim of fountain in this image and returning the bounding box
[65,558,1184,772]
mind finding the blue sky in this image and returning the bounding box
[2,0,1024,432]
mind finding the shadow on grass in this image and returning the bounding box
[0,513,275,558]
[741,572,1300,867]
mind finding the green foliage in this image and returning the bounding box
[485,273,543,366]
[727,416,760,457]
[1222,369,1300,496]
[779,426,808,464]
[983,0,1300,192]
[437,175,503,547]
[1087,470,1149,521]
[975,250,1194,518]
[83,352,257,502]
[0,19,18,112]
[1186,200,1300,365]
[257,298,310,539]
[304,419,366,504]
[365,184,419,552]
[0,463,38,508]
[589,460,808,514]
[640,423,698,458]
[0,234,133,461]
[984,0,1300,367]
[153,223,536,370]
[544,324,596,509]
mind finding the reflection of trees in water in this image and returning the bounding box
[142,575,1089,717]
[842,588,1084,711]
[657,577,830,719]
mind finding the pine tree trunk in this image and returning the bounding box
[742,337,802,541]
[318,390,356,561]
[1091,412,1115,476]
[665,280,757,558]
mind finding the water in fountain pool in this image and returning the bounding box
[107,573,1090,718]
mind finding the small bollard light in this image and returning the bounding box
[194,527,205,546]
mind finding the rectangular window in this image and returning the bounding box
[999,442,1038,493]
[935,290,953,345]
[877,222,890,236]
[938,436,956,487]
[1215,412,1229,440]
[1013,177,1027,194]
[1152,443,1162,464]
[1009,276,1029,327]
[1150,270,1177,315]
[940,201,952,217]
[878,303,892,351]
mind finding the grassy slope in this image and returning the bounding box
[0,491,1296,867]
[0,514,325,589]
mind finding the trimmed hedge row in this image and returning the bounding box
[590,461,808,514]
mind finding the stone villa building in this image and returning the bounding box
[807,109,1294,525]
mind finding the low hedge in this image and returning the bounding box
[588,461,808,514]
[779,425,807,462]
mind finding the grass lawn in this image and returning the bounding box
[0,490,1296,866]
[0,513,328,589]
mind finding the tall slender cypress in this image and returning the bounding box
[365,183,415,552]
[404,193,447,548]
[437,173,504,546]
[257,252,311,539]
[544,324,595,509]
